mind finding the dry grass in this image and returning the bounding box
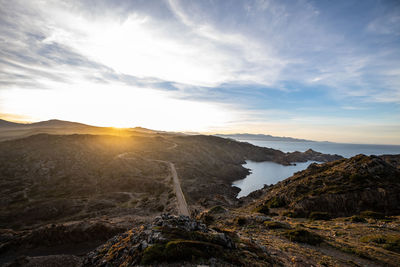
[211,207,400,267]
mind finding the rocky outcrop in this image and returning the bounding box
[258,154,400,217]
[285,149,342,163]
[83,214,276,266]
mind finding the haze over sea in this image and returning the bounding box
[233,139,400,197]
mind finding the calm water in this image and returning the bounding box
[232,140,400,198]
[237,139,400,158]
[233,160,317,198]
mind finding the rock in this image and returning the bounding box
[254,215,272,223]
[83,214,276,266]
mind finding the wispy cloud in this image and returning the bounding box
[0,0,399,143]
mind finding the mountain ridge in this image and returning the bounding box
[216,133,314,142]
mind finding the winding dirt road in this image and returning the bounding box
[116,152,190,217]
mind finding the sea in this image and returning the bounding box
[232,139,400,198]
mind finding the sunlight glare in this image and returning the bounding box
[0,82,235,131]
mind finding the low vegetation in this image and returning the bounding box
[308,211,331,220]
[265,196,286,208]
[254,205,269,215]
[264,221,290,229]
[283,229,323,245]
[360,234,400,253]
[359,210,385,219]
[349,215,367,223]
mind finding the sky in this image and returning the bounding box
[0,0,399,144]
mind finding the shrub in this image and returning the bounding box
[254,205,269,215]
[208,206,227,214]
[350,215,367,223]
[236,217,247,226]
[360,211,385,219]
[141,240,220,264]
[141,244,166,264]
[202,214,214,224]
[360,234,400,253]
[156,205,164,212]
[265,197,286,208]
[384,238,400,253]
[282,210,303,218]
[284,229,323,245]
[264,221,290,229]
[349,173,365,183]
[164,240,215,261]
[309,212,331,221]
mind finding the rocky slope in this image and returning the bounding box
[251,154,400,218]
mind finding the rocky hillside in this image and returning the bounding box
[0,132,343,263]
[1,131,399,266]
[253,154,400,218]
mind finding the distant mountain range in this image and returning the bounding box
[0,119,161,142]
[0,119,91,128]
[216,133,314,142]
[0,119,157,132]
[0,119,313,143]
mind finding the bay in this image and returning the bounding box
[233,160,317,198]
[232,139,400,198]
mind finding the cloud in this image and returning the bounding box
[0,0,399,143]
[1,0,399,102]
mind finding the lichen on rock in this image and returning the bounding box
[83,214,275,266]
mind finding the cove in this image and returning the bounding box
[233,160,317,198]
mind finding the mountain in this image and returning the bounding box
[216,133,313,142]
[0,119,26,128]
[28,119,92,128]
[0,119,92,128]
[0,119,155,142]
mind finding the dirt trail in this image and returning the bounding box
[116,152,190,217]
[161,161,190,216]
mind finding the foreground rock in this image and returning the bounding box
[83,214,277,266]
[255,154,400,218]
